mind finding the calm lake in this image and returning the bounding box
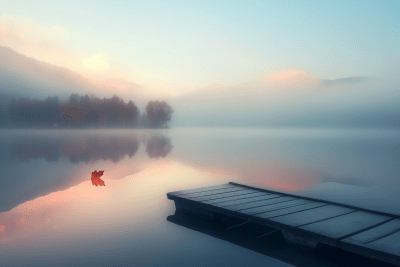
[1,128,399,266]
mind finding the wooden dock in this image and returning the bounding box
[167,182,400,266]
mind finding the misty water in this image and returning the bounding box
[1,128,400,266]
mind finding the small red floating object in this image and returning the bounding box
[91,170,105,186]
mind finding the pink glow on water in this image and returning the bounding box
[0,161,230,246]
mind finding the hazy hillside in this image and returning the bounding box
[0,46,150,108]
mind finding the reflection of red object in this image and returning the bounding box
[91,170,105,186]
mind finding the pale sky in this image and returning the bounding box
[1,0,399,96]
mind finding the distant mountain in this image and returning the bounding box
[170,70,400,129]
[0,46,149,107]
[321,76,374,87]
[174,72,374,104]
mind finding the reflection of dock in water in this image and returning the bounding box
[167,183,400,266]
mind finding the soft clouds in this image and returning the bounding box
[0,14,76,67]
[0,14,128,84]
[0,14,70,45]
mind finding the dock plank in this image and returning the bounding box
[187,189,261,201]
[257,202,328,219]
[242,199,312,215]
[215,194,286,208]
[299,211,392,239]
[202,192,268,204]
[172,184,233,196]
[267,205,355,227]
[364,230,400,257]
[343,219,400,244]
[227,195,293,211]
[175,186,246,198]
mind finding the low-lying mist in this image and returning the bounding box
[171,75,400,129]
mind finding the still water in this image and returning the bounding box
[0,128,399,266]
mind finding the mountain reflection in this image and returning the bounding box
[9,133,174,163]
[146,135,173,159]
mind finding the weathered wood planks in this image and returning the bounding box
[257,202,328,219]
[216,194,284,208]
[240,199,312,215]
[343,219,400,244]
[269,205,355,227]
[222,195,289,210]
[172,184,234,196]
[167,182,400,266]
[363,231,400,257]
[300,211,391,240]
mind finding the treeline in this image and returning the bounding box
[11,134,173,163]
[3,93,173,128]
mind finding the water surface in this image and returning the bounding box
[1,128,399,266]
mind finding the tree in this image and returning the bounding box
[59,102,88,125]
[69,93,79,104]
[125,100,139,126]
[9,96,60,126]
[145,100,173,128]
